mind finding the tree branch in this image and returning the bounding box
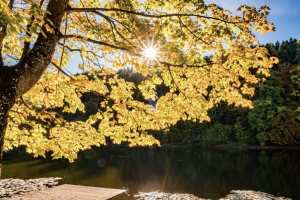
[58,42,103,68]
[58,42,97,55]
[14,0,70,98]
[20,96,64,126]
[158,61,215,69]
[92,11,137,48]
[60,34,131,51]
[0,0,15,67]
[178,16,210,45]
[167,65,191,103]
[59,13,68,68]
[51,62,74,80]
[20,0,45,61]
[66,7,247,24]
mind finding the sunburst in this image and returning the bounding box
[144,47,157,59]
[138,36,162,66]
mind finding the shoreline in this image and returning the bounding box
[135,190,292,200]
[0,178,293,200]
[112,144,300,150]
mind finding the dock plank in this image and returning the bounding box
[9,184,127,200]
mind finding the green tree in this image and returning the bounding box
[247,72,284,145]
[293,40,300,64]
[278,38,298,64]
[201,123,232,146]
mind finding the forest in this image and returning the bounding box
[64,38,300,147]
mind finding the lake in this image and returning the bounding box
[3,146,300,200]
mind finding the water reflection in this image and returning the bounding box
[3,147,300,200]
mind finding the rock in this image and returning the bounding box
[134,190,292,200]
[0,177,62,199]
[219,190,292,200]
[134,191,209,200]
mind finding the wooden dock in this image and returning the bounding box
[9,184,127,200]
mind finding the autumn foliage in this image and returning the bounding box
[268,108,300,145]
[0,0,278,163]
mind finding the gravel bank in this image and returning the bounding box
[220,190,292,200]
[0,177,62,199]
[135,192,207,199]
[135,190,292,200]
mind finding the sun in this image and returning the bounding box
[137,36,162,66]
[140,44,162,66]
[144,47,157,58]
[140,45,160,65]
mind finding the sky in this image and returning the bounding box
[65,0,300,74]
[205,0,300,44]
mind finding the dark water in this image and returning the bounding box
[3,147,300,200]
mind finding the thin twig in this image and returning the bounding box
[51,62,74,80]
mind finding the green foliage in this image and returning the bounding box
[290,66,300,86]
[202,123,232,146]
[248,99,278,133]
[294,40,300,64]
[289,66,300,103]
[161,120,209,145]
[278,38,298,64]
[295,107,300,121]
[256,132,269,146]
[234,117,256,144]
[247,72,285,144]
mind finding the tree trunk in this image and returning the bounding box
[0,98,9,179]
[0,0,70,178]
[0,66,18,179]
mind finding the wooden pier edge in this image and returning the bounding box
[9,184,127,200]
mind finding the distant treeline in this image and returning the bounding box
[63,38,300,147]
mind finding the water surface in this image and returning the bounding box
[3,147,300,199]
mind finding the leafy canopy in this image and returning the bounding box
[2,0,278,160]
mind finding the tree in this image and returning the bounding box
[293,40,300,64]
[268,108,300,145]
[278,38,298,64]
[247,72,284,145]
[0,0,278,177]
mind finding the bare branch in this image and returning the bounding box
[6,54,19,61]
[51,62,74,80]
